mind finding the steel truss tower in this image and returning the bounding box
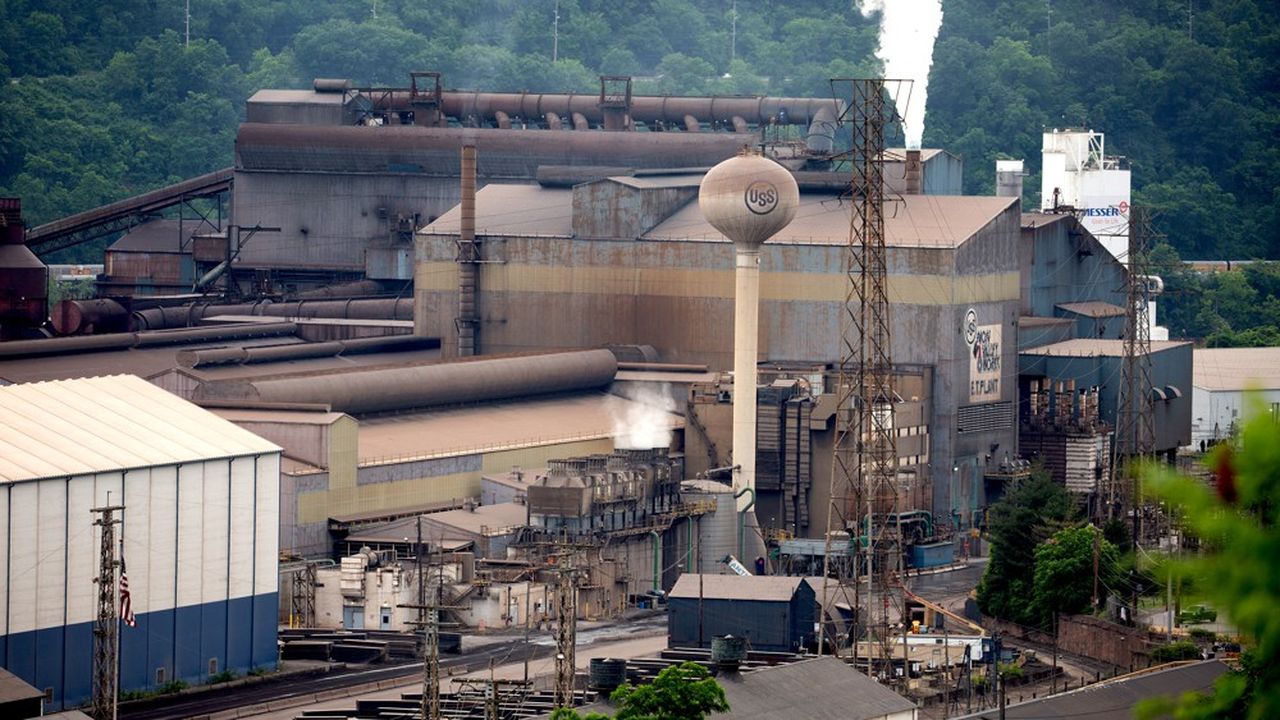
[820,78,905,686]
[1115,206,1156,539]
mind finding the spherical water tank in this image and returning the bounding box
[698,151,800,250]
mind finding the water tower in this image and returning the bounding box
[699,151,799,514]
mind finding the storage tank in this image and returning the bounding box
[0,198,48,337]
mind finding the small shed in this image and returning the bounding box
[668,574,815,653]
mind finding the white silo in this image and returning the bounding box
[698,151,799,523]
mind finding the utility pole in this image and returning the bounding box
[1051,611,1059,694]
[400,545,462,720]
[91,500,124,720]
[1092,526,1100,609]
[184,0,190,47]
[553,543,579,709]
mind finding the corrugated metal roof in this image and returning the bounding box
[420,501,528,535]
[421,185,573,238]
[608,174,704,189]
[107,219,196,254]
[1021,212,1075,229]
[669,574,807,602]
[356,392,682,464]
[212,408,347,425]
[0,375,279,483]
[1056,301,1126,318]
[248,89,348,105]
[1194,347,1280,391]
[1020,338,1190,358]
[954,660,1227,720]
[1019,315,1075,327]
[644,192,1016,248]
[715,656,917,720]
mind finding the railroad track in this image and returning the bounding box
[120,641,551,720]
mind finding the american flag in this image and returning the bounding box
[120,558,136,628]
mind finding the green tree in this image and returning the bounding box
[1138,403,1280,719]
[1030,526,1119,627]
[976,472,1076,626]
[552,661,729,720]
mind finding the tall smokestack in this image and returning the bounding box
[457,145,479,356]
[904,149,922,195]
[698,151,799,522]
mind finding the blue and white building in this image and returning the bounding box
[0,375,281,711]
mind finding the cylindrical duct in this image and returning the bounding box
[733,248,761,509]
[196,349,618,414]
[50,299,128,336]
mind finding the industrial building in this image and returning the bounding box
[0,375,281,710]
[1191,347,1280,446]
[668,575,816,653]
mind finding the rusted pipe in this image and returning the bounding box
[493,110,511,130]
[176,335,438,368]
[571,112,590,131]
[367,91,841,126]
[50,299,128,336]
[194,348,619,414]
[731,116,749,133]
[0,322,297,359]
[683,115,701,133]
[544,112,562,130]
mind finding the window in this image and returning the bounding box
[208,658,218,675]
[156,667,166,685]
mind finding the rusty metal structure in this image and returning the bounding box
[820,79,904,683]
[0,198,48,339]
[457,145,480,357]
[526,448,683,536]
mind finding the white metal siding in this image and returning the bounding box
[147,465,179,616]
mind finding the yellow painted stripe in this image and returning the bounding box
[416,261,1019,306]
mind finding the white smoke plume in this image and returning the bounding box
[609,383,678,450]
[859,0,945,149]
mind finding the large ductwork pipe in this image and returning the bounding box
[50,299,129,335]
[129,298,413,331]
[367,91,840,127]
[237,124,756,176]
[177,335,439,368]
[805,105,838,155]
[193,349,619,414]
[0,322,297,360]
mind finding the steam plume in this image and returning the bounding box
[609,383,677,449]
[859,0,944,149]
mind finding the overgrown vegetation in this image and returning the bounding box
[1137,404,1280,719]
[1,1,1275,269]
[551,661,729,720]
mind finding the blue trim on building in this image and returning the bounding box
[1,592,277,711]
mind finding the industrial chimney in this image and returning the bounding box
[698,150,799,515]
[904,149,923,195]
[995,159,1025,210]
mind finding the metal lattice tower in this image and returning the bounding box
[91,503,123,720]
[291,562,317,627]
[819,79,903,684]
[1114,205,1156,536]
[553,545,578,709]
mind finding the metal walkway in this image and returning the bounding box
[25,167,233,256]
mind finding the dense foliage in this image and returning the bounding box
[551,661,729,720]
[1138,404,1280,719]
[976,472,1078,627]
[1,1,1275,267]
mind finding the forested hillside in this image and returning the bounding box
[1,0,1275,267]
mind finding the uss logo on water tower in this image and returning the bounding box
[744,181,779,215]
